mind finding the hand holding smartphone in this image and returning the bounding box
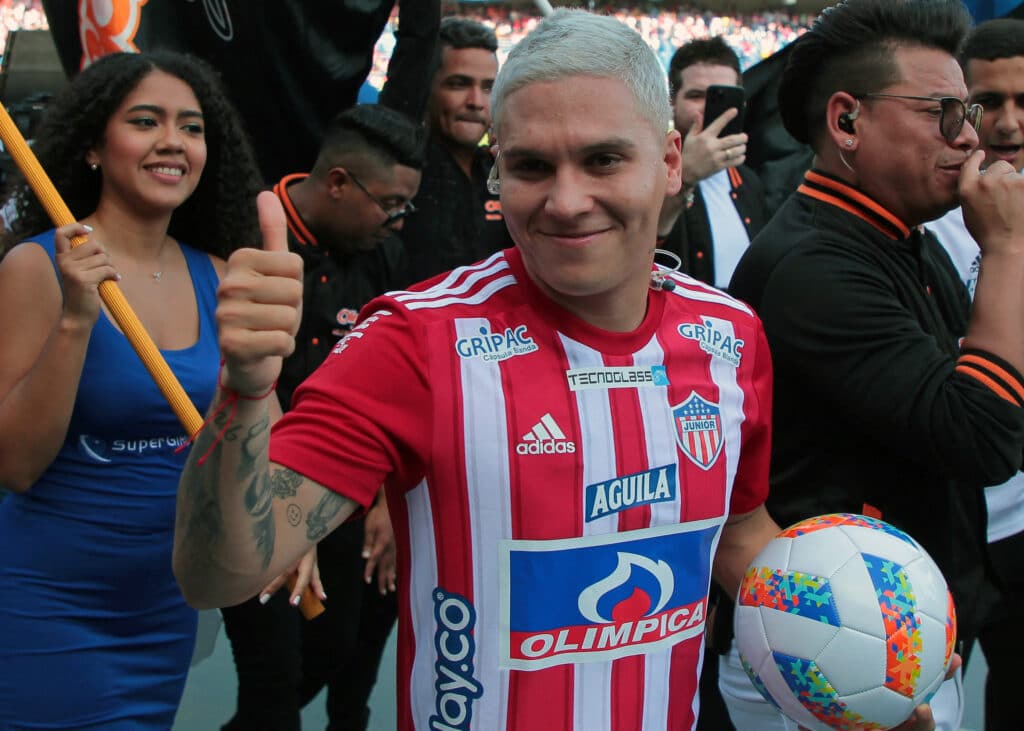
[703,84,746,137]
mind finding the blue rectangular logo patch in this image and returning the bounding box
[499,521,720,670]
[584,464,677,522]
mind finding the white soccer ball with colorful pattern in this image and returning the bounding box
[734,514,957,731]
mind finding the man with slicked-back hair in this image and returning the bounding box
[728,1,1024,728]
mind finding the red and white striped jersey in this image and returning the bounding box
[271,247,773,730]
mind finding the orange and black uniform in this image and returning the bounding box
[272,174,408,408]
[729,169,1024,656]
[220,174,404,731]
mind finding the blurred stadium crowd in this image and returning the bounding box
[0,0,46,60]
[367,2,813,89]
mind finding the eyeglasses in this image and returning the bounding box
[857,93,983,144]
[347,171,417,226]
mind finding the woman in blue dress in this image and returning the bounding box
[0,51,264,729]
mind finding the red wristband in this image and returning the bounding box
[176,360,277,464]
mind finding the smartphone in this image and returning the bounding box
[703,84,746,137]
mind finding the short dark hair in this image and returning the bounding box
[429,17,498,81]
[961,18,1024,69]
[313,104,426,178]
[668,37,741,102]
[439,16,498,53]
[6,50,261,258]
[779,0,971,148]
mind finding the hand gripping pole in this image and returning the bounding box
[0,102,203,436]
[0,102,324,618]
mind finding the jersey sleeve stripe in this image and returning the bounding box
[394,253,509,303]
[666,278,753,315]
[404,275,517,310]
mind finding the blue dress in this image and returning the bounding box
[0,231,220,729]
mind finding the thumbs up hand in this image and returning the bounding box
[216,191,304,397]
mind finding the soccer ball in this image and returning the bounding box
[734,513,956,731]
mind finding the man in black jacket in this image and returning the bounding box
[660,37,769,289]
[726,1,1024,729]
[221,104,425,731]
[398,16,512,286]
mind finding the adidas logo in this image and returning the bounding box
[516,413,577,455]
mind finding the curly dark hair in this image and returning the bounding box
[3,50,262,258]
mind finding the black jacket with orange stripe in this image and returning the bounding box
[273,173,408,411]
[729,168,1024,650]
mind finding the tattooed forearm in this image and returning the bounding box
[174,391,284,606]
[236,412,276,569]
[181,409,231,558]
[306,491,350,541]
[244,472,275,569]
[240,414,270,465]
[182,451,224,568]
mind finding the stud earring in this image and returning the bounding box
[844,139,854,147]
[90,163,99,171]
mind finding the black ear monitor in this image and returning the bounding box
[838,100,860,134]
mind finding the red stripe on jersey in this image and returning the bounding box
[607,351,652,730]
[507,665,575,730]
[389,490,417,731]
[660,328,726,522]
[431,318,476,603]
[731,326,773,516]
[505,324,581,729]
[608,351,653,533]
[666,640,700,728]
[612,655,646,730]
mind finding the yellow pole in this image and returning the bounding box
[0,102,203,436]
[0,102,325,618]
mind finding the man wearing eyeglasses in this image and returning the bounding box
[724,1,1024,730]
[923,18,1024,731]
[220,103,425,731]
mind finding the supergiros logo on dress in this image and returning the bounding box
[455,325,538,362]
[78,434,189,463]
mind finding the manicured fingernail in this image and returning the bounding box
[83,224,93,232]
[362,549,370,559]
[115,273,122,281]
[319,591,327,601]
[259,593,270,605]
[290,594,301,607]
[365,574,372,584]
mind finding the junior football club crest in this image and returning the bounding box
[672,392,723,470]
